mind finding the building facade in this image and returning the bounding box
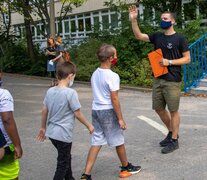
[3,0,207,46]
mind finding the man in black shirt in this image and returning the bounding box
[129,5,190,154]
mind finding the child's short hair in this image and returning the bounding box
[96,44,115,62]
[56,61,76,80]
[56,36,63,44]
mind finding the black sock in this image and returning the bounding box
[172,138,178,142]
[84,174,91,178]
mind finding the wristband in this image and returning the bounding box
[169,60,172,66]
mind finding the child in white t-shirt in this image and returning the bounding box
[0,88,23,179]
[81,44,141,180]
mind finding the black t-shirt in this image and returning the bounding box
[47,47,56,61]
[149,32,189,82]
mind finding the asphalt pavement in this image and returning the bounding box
[1,73,207,180]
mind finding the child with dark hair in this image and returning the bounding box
[0,86,23,179]
[37,61,94,180]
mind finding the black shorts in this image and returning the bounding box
[0,129,6,147]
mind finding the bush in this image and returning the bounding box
[0,38,47,76]
[0,18,205,89]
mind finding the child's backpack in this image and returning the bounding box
[62,51,71,62]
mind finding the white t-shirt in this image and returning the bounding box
[91,68,120,110]
[0,89,13,147]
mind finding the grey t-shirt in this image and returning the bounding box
[43,86,81,143]
[56,44,64,61]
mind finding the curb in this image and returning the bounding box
[3,73,152,93]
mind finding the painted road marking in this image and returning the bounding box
[137,115,168,135]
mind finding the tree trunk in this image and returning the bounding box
[23,0,36,64]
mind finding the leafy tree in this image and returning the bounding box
[0,0,16,40]
[14,0,88,37]
[0,0,88,64]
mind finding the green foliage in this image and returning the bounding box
[0,38,47,76]
[0,39,31,73]
[176,18,206,43]
[0,7,206,88]
[69,39,101,81]
[68,17,156,87]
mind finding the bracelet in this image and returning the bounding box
[169,60,172,66]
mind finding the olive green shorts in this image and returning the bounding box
[152,78,181,112]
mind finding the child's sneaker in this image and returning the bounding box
[119,162,141,178]
[80,173,92,180]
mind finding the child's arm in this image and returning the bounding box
[51,51,63,62]
[111,91,127,130]
[37,106,48,142]
[46,50,56,56]
[74,109,94,134]
[1,111,23,159]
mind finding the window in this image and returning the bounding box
[55,21,62,34]
[71,20,76,32]
[111,13,119,28]
[78,19,84,31]
[184,2,196,20]
[64,21,69,33]
[31,26,35,36]
[199,0,207,19]
[85,18,91,31]
[37,25,41,36]
[102,15,109,29]
[93,16,100,30]
[143,8,154,22]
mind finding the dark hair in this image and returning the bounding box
[56,61,76,80]
[162,11,176,20]
[96,44,115,62]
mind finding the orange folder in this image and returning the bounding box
[148,48,168,78]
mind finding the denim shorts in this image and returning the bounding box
[91,109,124,147]
[152,78,181,112]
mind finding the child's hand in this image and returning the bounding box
[88,124,94,134]
[14,145,23,160]
[118,119,127,130]
[37,128,46,142]
[0,148,5,160]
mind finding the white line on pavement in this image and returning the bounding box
[137,115,168,135]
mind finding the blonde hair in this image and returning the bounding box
[56,36,63,44]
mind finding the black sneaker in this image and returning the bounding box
[159,132,172,147]
[119,162,141,178]
[81,173,92,180]
[161,139,179,154]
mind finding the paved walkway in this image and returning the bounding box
[2,73,207,180]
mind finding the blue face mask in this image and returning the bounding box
[160,20,172,29]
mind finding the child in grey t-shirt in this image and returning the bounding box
[37,61,94,180]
